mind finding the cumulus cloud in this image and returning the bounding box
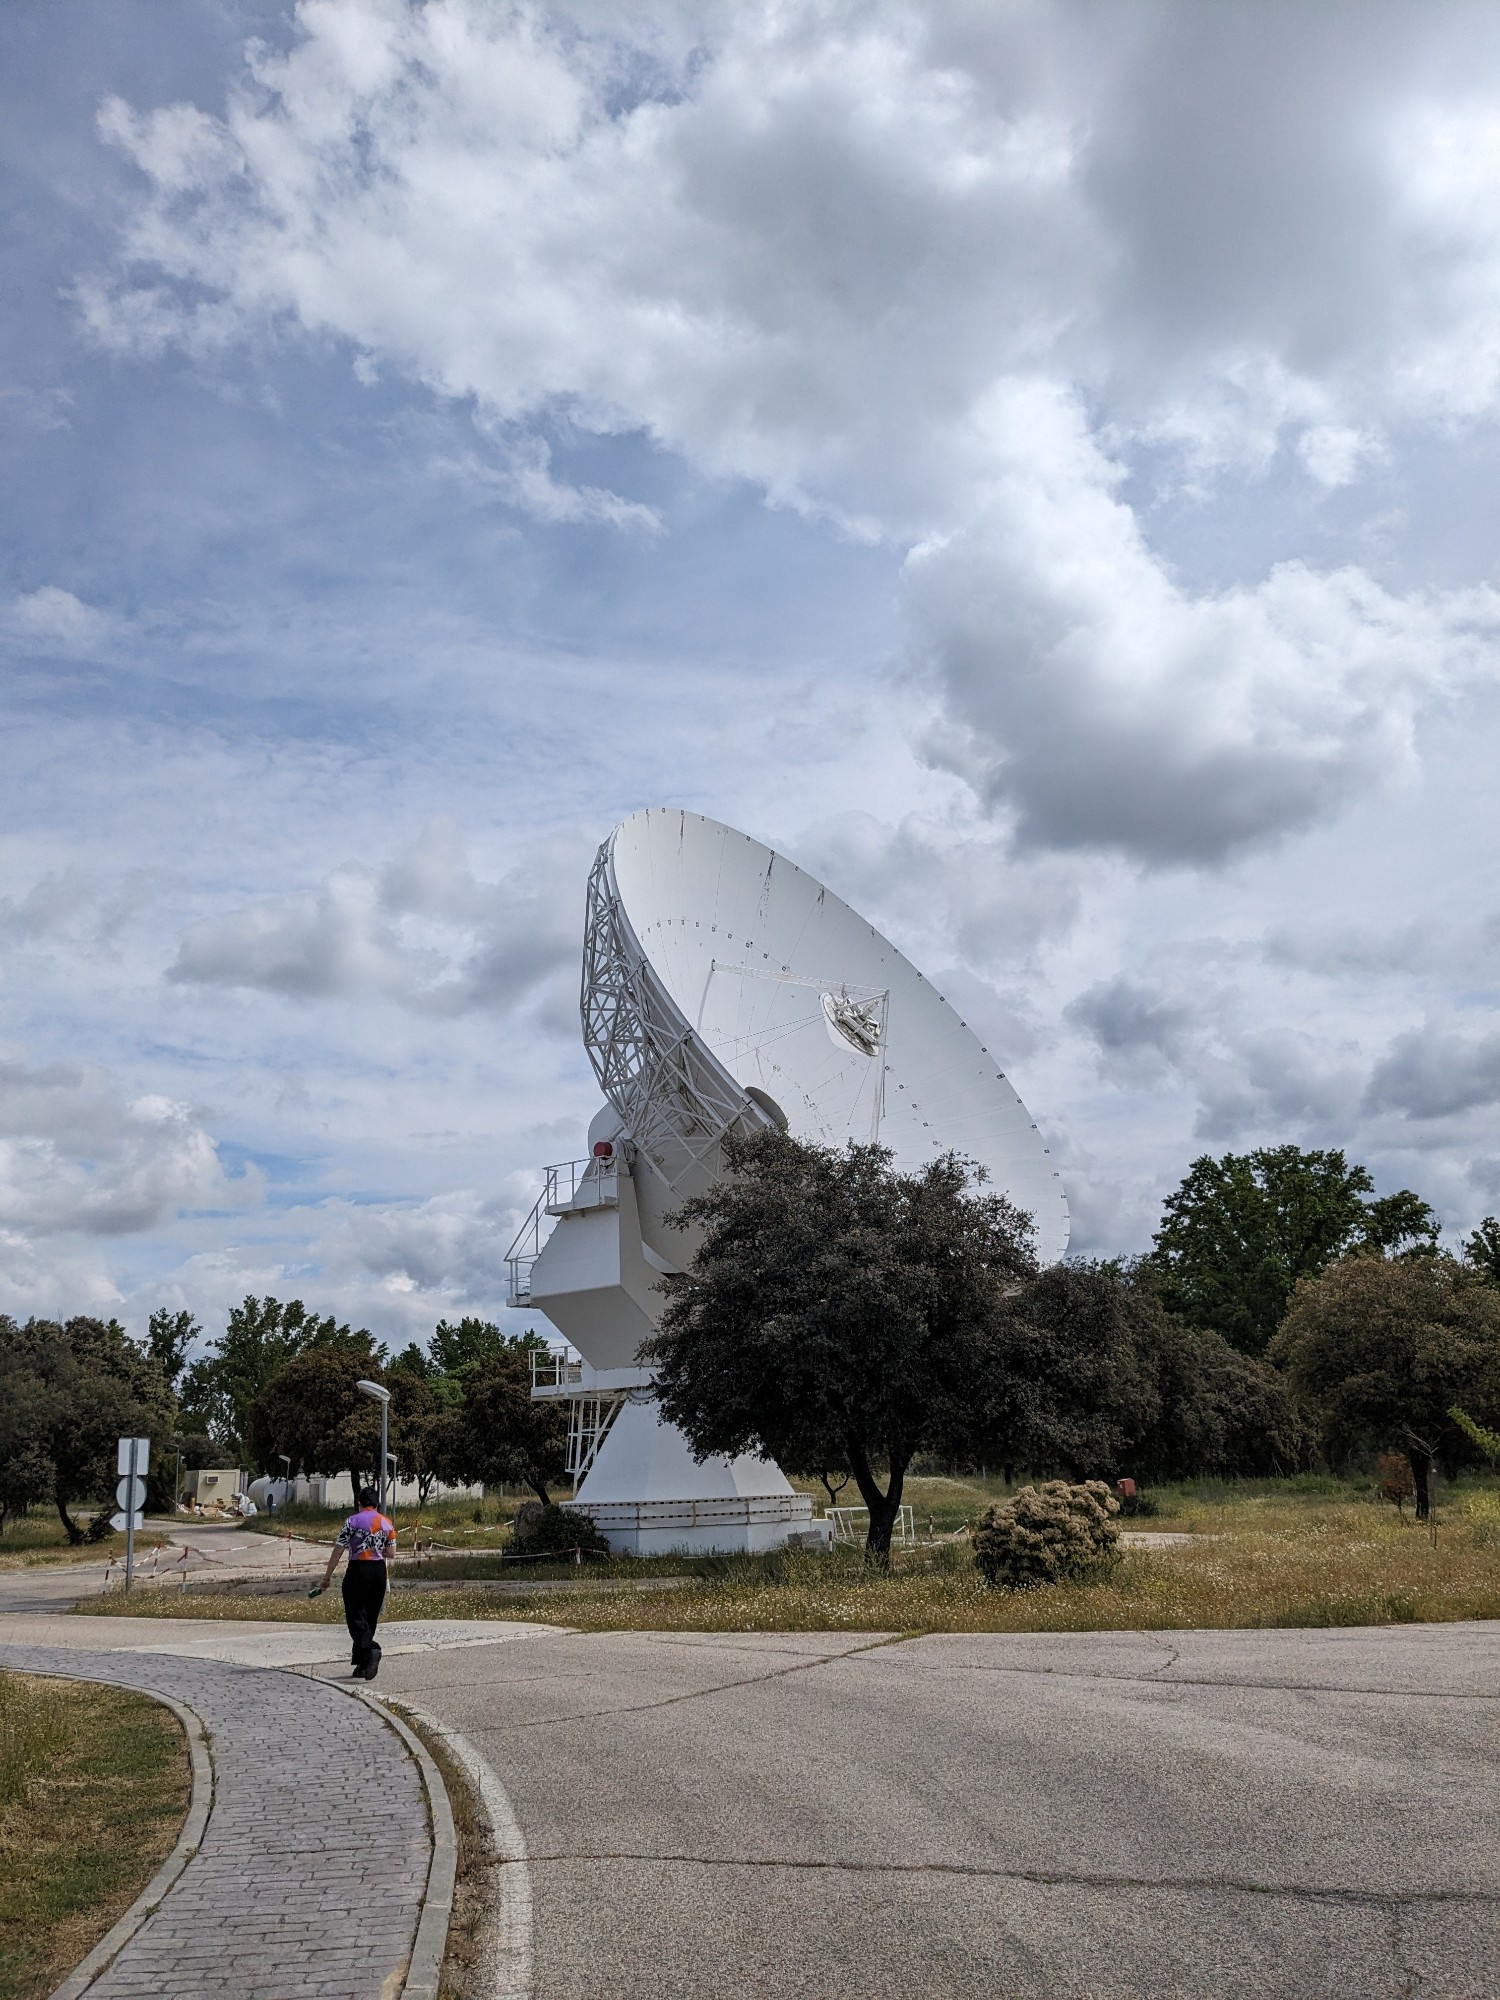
[0,1056,243,1240]
[801,807,1083,966]
[84,1,1500,863]
[1066,976,1196,1081]
[1366,1024,1500,1120]
[314,1184,525,1307]
[146,1171,547,1342]
[168,820,585,1016]
[0,867,152,949]
[1063,964,1370,1144]
[9,586,109,652]
[907,384,1500,859]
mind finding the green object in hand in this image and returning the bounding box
[307,1585,323,1598]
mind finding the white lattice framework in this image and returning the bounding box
[581,832,773,1192]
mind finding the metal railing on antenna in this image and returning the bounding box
[530,1349,583,1392]
[567,1393,625,1488]
[504,1153,620,1305]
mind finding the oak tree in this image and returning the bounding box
[1269,1253,1500,1517]
[648,1131,1036,1565]
[1152,1146,1437,1355]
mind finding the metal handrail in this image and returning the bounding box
[505,1155,619,1305]
[530,1349,583,1391]
[826,1503,917,1548]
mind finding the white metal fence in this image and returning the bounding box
[826,1503,917,1548]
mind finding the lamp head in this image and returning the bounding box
[355,1379,390,1404]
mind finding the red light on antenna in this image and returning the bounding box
[593,1141,614,1159]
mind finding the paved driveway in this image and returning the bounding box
[366,1620,1500,2000]
[0,1519,327,1614]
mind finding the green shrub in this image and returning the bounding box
[973,1480,1121,1589]
[509,1502,612,1563]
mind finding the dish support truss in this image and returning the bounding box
[527,1353,629,1496]
[581,833,773,1194]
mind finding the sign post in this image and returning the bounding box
[114,1437,150,1594]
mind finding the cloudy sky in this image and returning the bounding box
[6,0,1500,1347]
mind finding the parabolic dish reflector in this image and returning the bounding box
[585,808,1069,1263]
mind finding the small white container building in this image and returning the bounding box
[180,1468,246,1509]
[246,1473,483,1513]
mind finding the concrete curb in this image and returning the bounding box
[339,1681,456,2000]
[35,1675,215,2000]
[380,1696,534,2000]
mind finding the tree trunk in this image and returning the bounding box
[56,1495,84,1545]
[528,1477,552,1507]
[1002,1463,1015,1488]
[847,1440,909,1571]
[1408,1447,1432,1521]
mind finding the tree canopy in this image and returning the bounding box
[1464,1216,1500,1286]
[1269,1252,1500,1516]
[427,1316,539,1377]
[648,1131,1036,1563]
[0,1316,173,1541]
[180,1295,376,1461]
[985,1261,1309,1485]
[436,1351,569,1506]
[1151,1146,1438,1355]
[245,1339,386,1488]
[146,1309,200,1393]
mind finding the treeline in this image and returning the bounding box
[0,1302,568,1540]
[7,1139,1500,1551]
[649,1134,1500,1557]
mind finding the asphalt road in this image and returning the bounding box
[361,1620,1500,2000]
[0,1519,326,1613]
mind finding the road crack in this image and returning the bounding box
[511,1849,1500,1910]
[507,1631,915,1728]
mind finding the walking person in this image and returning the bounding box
[314,1488,396,1680]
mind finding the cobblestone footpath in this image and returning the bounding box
[0,1643,430,2000]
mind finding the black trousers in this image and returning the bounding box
[342,1562,387,1669]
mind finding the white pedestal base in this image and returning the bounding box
[568,1398,818,1556]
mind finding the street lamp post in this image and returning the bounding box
[355,1381,391,1515]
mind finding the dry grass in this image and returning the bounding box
[0,1671,191,2000]
[0,1515,167,1571]
[78,1483,1500,1636]
[241,1493,529,1550]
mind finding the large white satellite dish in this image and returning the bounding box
[593,808,1069,1255]
[512,807,1068,1555]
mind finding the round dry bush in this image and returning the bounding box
[509,1502,613,1562]
[973,1480,1122,1590]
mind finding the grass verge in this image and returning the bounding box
[389,1706,489,2000]
[0,1670,192,2000]
[72,1487,1500,1635]
[0,1515,168,1571]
